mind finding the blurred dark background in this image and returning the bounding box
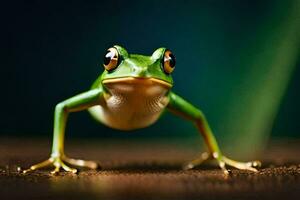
[1,0,299,156]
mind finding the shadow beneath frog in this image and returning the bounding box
[100,161,217,173]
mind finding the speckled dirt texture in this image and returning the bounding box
[0,138,299,200]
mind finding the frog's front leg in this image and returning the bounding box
[167,92,261,175]
[23,89,103,174]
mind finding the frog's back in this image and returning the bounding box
[88,78,170,130]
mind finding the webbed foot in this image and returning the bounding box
[183,152,261,175]
[23,156,99,174]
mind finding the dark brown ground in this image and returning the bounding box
[0,137,299,200]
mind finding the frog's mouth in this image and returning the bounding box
[102,77,172,89]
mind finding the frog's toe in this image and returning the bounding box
[221,156,261,172]
[23,158,53,174]
[63,156,99,170]
[50,166,61,175]
[250,160,262,168]
[217,160,231,176]
[182,152,211,170]
[60,162,78,173]
[182,163,195,170]
[50,160,78,175]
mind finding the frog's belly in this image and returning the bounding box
[88,79,170,130]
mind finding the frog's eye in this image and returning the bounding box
[162,50,176,74]
[103,47,120,71]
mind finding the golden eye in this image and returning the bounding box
[163,50,175,74]
[103,47,119,71]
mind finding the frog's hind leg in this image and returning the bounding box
[167,92,261,175]
[23,89,104,174]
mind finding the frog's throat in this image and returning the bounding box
[102,77,172,89]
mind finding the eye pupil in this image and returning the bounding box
[103,47,119,71]
[103,51,112,65]
[162,50,176,74]
[168,53,176,68]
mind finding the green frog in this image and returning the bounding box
[23,45,261,175]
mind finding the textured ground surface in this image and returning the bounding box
[0,137,299,200]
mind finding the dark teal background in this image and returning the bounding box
[2,0,299,143]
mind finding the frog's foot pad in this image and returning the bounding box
[183,153,261,175]
[22,157,99,174]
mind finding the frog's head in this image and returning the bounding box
[101,45,175,90]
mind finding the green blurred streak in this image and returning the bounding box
[223,0,300,158]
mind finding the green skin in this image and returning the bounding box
[23,45,260,175]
